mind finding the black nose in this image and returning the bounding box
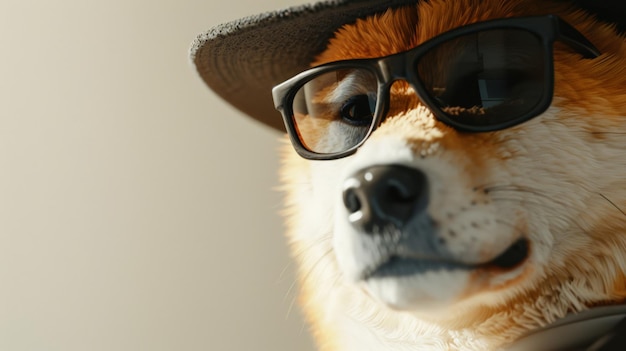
[342,165,428,233]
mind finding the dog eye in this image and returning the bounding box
[340,95,375,125]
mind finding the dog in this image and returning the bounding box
[274,0,626,349]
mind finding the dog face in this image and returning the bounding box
[280,0,626,348]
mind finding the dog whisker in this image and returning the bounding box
[589,132,626,135]
[598,193,626,217]
[489,197,560,212]
[479,183,577,213]
[284,246,336,319]
[482,184,553,200]
[289,235,333,261]
[282,235,333,301]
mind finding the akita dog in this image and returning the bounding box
[193,0,626,349]
[272,0,626,350]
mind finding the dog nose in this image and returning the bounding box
[343,165,428,233]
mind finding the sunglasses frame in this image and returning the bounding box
[272,15,601,160]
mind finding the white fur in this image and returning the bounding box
[283,99,626,349]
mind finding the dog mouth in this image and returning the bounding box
[364,237,529,280]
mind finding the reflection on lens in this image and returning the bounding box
[417,29,545,128]
[291,68,377,154]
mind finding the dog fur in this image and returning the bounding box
[278,0,626,349]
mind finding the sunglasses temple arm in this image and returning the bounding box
[555,17,602,58]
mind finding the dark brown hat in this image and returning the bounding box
[190,0,625,132]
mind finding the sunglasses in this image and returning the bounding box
[272,15,600,160]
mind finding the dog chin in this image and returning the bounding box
[364,269,470,311]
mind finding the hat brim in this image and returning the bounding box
[190,0,418,132]
[190,0,626,132]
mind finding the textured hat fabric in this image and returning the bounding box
[190,0,420,131]
[190,0,626,132]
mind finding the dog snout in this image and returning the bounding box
[342,165,429,233]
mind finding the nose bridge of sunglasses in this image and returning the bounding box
[374,54,426,111]
[377,54,409,83]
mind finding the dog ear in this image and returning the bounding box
[568,0,626,34]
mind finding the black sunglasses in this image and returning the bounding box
[272,15,600,160]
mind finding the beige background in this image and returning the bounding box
[1,0,316,350]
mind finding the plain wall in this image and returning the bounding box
[0,0,316,350]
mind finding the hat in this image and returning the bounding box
[191,0,424,132]
[190,0,626,132]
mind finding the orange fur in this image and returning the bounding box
[280,0,626,349]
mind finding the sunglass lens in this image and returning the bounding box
[416,29,546,130]
[291,68,378,154]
